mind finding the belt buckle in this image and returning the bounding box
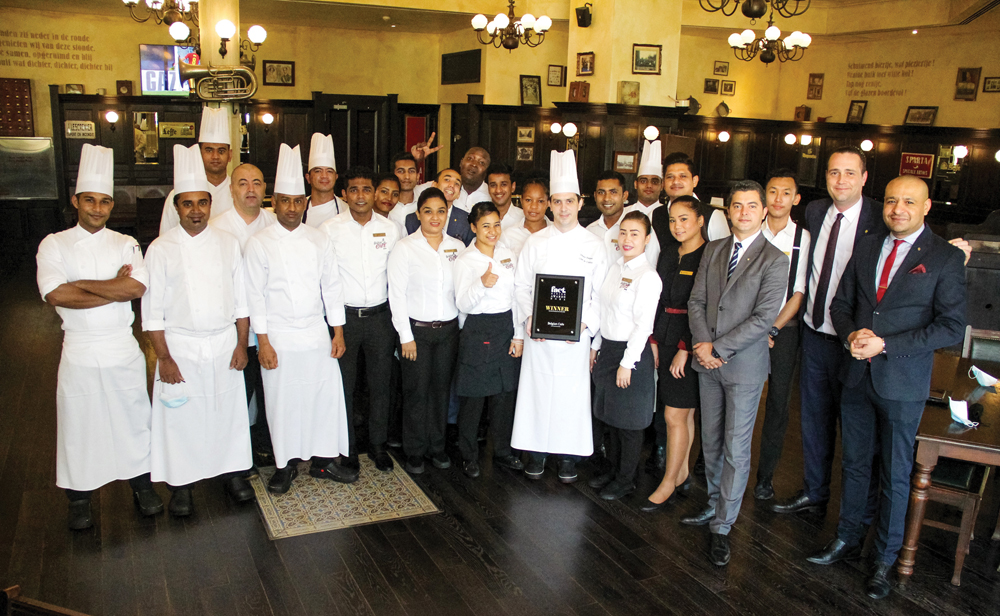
[431,320,443,329]
[357,307,370,318]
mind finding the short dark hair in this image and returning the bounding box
[668,195,704,219]
[485,163,513,182]
[728,179,766,205]
[663,152,698,177]
[595,170,627,190]
[829,146,866,173]
[417,186,447,209]
[621,210,651,235]
[765,168,799,194]
[391,151,417,169]
[173,191,212,207]
[375,173,400,190]
[340,167,375,187]
[520,177,548,197]
[469,201,500,225]
[437,167,460,181]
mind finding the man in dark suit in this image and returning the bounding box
[683,180,788,566]
[404,168,475,245]
[807,175,966,599]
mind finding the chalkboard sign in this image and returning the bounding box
[0,137,58,200]
[441,49,481,85]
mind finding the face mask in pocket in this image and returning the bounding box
[968,365,998,387]
[159,381,188,408]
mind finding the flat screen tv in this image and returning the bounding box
[139,44,199,96]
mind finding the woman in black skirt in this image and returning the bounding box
[453,202,525,478]
[642,196,707,511]
[589,211,662,500]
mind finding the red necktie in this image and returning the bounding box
[876,239,904,303]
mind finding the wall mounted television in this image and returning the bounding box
[139,44,199,96]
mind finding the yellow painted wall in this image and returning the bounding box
[483,27,568,107]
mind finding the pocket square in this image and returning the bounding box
[909,264,927,274]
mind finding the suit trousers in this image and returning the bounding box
[698,370,765,535]
[837,366,923,566]
[595,418,643,485]
[756,322,801,482]
[400,321,458,458]
[799,326,847,502]
[341,310,397,452]
[458,392,515,461]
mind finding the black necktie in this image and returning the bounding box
[811,213,844,330]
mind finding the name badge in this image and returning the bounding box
[373,232,386,237]
[501,258,511,264]
[679,270,693,276]
[620,277,632,290]
[445,248,458,262]
[444,249,457,253]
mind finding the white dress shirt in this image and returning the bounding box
[592,256,662,370]
[387,181,432,228]
[387,231,464,344]
[624,200,663,218]
[210,207,276,250]
[455,182,491,213]
[499,219,551,257]
[804,197,863,335]
[586,214,660,269]
[875,224,925,293]
[159,177,234,236]
[453,242,523,339]
[304,195,346,229]
[321,210,401,308]
[729,229,763,265]
[499,204,525,231]
[761,218,812,312]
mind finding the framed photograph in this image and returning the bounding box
[520,75,542,106]
[984,77,1000,93]
[903,106,938,126]
[65,84,84,94]
[576,52,595,76]
[807,73,824,100]
[547,64,566,87]
[955,67,981,101]
[263,61,295,86]
[568,81,591,102]
[713,61,729,76]
[846,100,868,124]
[617,81,640,105]
[721,80,735,96]
[631,44,662,75]
[516,126,535,143]
[704,79,719,95]
[516,146,533,162]
[613,151,638,174]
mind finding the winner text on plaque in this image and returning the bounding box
[530,274,585,341]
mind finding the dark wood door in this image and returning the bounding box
[312,93,390,173]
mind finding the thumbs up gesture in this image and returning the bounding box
[481,262,499,288]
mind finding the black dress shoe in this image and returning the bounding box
[587,469,615,490]
[68,499,93,530]
[372,450,394,472]
[753,479,774,501]
[342,454,361,472]
[771,491,826,514]
[599,480,635,501]
[168,488,193,517]
[645,445,666,471]
[806,538,862,565]
[524,458,545,479]
[404,455,425,475]
[429,452,451,470]
[493,454,524,471]
[640,490,684,512]
[866,562,893,599]
[710,533,731,566]
[680,506,716,526]
[557,460,578,484]
[268,466,298,494]
[133,488,164,516]
[462,459,481,478]
[310,460,359,484]
[224,475,256,503]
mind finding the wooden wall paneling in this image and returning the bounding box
[577,121,605,196]
[964,144,1000,221]
[870,138,902,202]
[727,131,750,181]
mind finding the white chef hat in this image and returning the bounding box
[273,143,306,196]
[637,139,663,178]
[307,132,336,171]
[75,143,114,196]
[198,105,230,145]
[549,150,580,196]
[173,143,212,195]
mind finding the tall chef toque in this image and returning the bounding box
[173,143,212,194]
[549,149,580,196]
[273,143,306,196]
[307,132,336,171]
[75,144,114,196]
[637,138,663,178]
[198,105,231,145]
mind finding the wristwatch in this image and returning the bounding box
[769,326,780,338]
[711,348,722,359]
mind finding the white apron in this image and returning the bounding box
[56,329,152,491]
[150,326,251,485]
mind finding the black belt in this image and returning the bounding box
[346,302,389,318]
[410,317,457,329]
[807,327,840,343]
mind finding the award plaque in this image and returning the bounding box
[531,274,585,341]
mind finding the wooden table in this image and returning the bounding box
[897,356,1000,581]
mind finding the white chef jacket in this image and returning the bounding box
[761,218,811,313]
[454,242,523,339]
[210,207,276,250]
[304,195,346,229]
[499,220,552,257]
[624,200,663,218]
[586,214,660,269]
[159,177,234,236]
[387,231,464,345]
[321,210,401,308]
[804,197,863,335]
[592,256,662,370]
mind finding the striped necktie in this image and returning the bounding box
[727,241,742,281]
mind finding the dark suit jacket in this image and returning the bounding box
[688,234,789,384]
[829,227,966,402]
[405,206,475,246]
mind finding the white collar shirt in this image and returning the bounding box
[210,207,276,251]
[500,219,551,257]
[761,218,812,312]
[729,229,762,265]
[159,177,234,236]
[624,200,662,218]
[805,197,863,335]
[592,256,662,370]
[587,214,660,269]
[875,224,925,294]
[387,231,464,344]
[321,210,401,308]
[454,242,523,339]
[456,182,490,213]
[499,204,525,231]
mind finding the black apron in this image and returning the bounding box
[455,311,521,397]
[592,339,655,430]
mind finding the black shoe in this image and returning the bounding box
[600,480,635,501]
[244,466,260,479]
[429,452,451,470]
[587,469,615,490]
[224,475,256,503]
[680,506,716,526]
[639,491,683,512]
[68,499,93,530]
[342,454,361,472]
[168,488,193,517]
[493,454,524,471]
[462,459,481,478]
[557,460,578,484]
[866,562,893,600]
[771,491,827,514]
[710,533,731,566]
[753,479,775,501]
[372,449,394,472]
[645,445,666,472]
[678,477,692,493]
[310,460,359,484]
[404,455,425,475]
[133,488,164,516]
[806,538,862,565]
[268,466,298,494]
[524,457,545,480]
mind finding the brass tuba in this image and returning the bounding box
[178,61,257,101]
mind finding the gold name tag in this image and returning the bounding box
[784,251,791,256]
[444,249,457,253]
[680,270,693,276]
[501,258,512,264]
[373,232,386,237]
[622,277,632,284]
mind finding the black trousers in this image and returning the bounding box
[401,320,458,458]
[341,309,396,453]
[756,322,801,482]
[458,392,515,461]
[65,472,152,502]
[595,418,643,484]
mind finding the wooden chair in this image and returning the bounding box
[921,458,990,585]
[1,586,91,616]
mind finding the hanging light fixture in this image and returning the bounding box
[699,0,810,23]
[728,14,810,64]
[122,0,199,27]
[472,1,551,50]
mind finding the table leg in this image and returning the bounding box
[897,451,937,582]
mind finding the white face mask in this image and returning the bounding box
[948,397,979,428]
[969,365,998,387]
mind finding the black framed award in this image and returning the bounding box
[531,274,585,341]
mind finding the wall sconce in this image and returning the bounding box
[105,110,119,131]
[953,145,969,162]
[550,122,562,134]
[995,149,1000,163]
[561,122,578,138]
[216,19,237,58]
[800,134,812,146]
[643,125,659,141]
[240,25,267,71]
[860,139,874,152]
[718,130,730,143]
[261,112,274,132]
[784,133,797,145]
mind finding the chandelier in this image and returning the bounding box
[700,0,810,23]
[471,1,552,50]
[728,16,810,64]
[122,0,199,27]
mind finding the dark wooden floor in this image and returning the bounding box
[1,261,999,616]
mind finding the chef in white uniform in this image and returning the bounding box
[159,106,234,235]
[512,150,607,483]
[485,163,525,231]
[302,132,347,228]
[498,177,551,257]
[625,139,666,221]
[244,143,354,494]
[143,144,254,517]
[36,144,162,530]
[588,170,659,268]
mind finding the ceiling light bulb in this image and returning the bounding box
[800,135,812,146]
[550,122,562,134]
[105,110,119,123]
[562,123,578,138]
[784,133,797,145]
[787,31,802,47]
[718,131,730,143]
[471,14,488,30]
[860,139,874,152]
[215,19,236,40]
[247,25,267,44]
[261,113,274,125]
[799,33,812,47]
[536,15,552,32]
[643,126,659,141]
[521,13,536,30]
[912,29,918,34]
[954,145,969,158]
[486,21,497,35]
[995,149,1000,163]
[765,25,780,41]
[494,13,510,29]
[122,0,139,5]
[728,33,743,48]
[740,29,756,45]
[147,0,163,9]
[168,21,190,41]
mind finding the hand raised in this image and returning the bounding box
[481,263,499,288]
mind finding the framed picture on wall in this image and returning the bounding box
[263,61,295,86]
[903,106,938,126]
[547,65,567,87]
[617,81,640,105]
[613,151,638,174]
[568,81,591,102]
[984,77,1000,93]
[807,73,824,100]
[955,67,981,101]
[520,75,542,106]
[632,44,662,75]
[704,79,719,94]
[65,84,84,94]
[846,100,868,124]
[721,81,735,96]
[517,146,534,162]
[714,61,729,76]
[517,126,535,143]
[577,52,595,76]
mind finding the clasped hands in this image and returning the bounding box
[847,328,884,360]
[692,342,725,370]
